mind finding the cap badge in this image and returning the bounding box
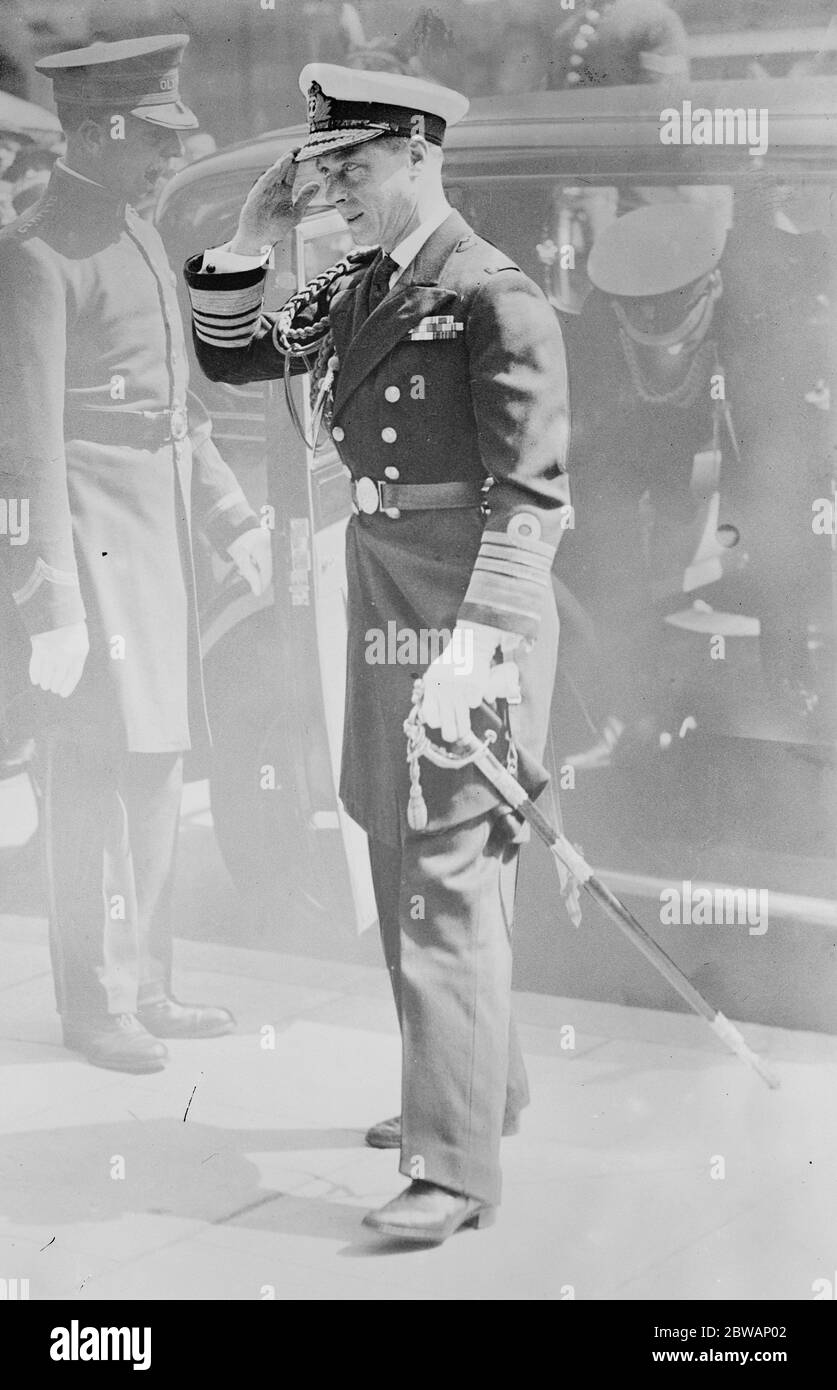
[307,81,331,130]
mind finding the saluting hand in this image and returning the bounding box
[229,149,320,257]
[29,621,89,699]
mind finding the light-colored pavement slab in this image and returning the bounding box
[1,913,835,1300]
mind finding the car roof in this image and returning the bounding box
[157,76,837,223]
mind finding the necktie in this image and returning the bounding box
[367,251,398,314]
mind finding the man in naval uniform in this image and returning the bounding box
[0,37,272,1073]
[184,65,571,1242]
[562,196,830,765]
[560,202,728,765]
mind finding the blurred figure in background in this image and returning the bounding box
[536,0,730,319]
[493,21,552,94]
[550,0,690,90]
[560,204,730,768]
[560,176,831,768]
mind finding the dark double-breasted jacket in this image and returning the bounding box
[0,164,257,753]
[185,209,572,843]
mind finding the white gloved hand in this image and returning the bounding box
[29,621,89,698]
[420,622,521,744]
[227,525,273,597]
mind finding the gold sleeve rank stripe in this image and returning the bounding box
[192,311,262,347]
[188,273,265,346]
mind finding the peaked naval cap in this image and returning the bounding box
[35,34,198,131]
[294,62,468,162]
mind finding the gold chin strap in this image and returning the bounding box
[612,270,722,350]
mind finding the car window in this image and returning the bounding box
[446,175,831,312]
[446,169,834,786]
[293,222,355,286]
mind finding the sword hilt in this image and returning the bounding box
[403,677,514,830]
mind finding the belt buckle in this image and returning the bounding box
[354,476,381,515]
[169,405,189,441]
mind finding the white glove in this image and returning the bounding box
[421,621,521,743]
[227,526,273,597]
[29,621,89,698]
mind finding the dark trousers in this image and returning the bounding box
[369,812,530,1207]
[40,736,183,1022]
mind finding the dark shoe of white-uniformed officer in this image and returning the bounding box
[365,1112,520,1149]
[362,1180,496,1244]
[62,1013,168,1073]
[136,996,236,1039]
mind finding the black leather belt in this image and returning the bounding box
[351,478,483,516]
[64,405,189,449]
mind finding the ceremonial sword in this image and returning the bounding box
[404,678,780,1091]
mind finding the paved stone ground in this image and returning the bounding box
[2,912,836,1301]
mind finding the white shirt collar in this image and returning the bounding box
[389,200,452,285]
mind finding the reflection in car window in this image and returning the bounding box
[298,224,356,283]
[446,172,833,753]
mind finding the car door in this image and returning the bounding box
[265,208,378,934]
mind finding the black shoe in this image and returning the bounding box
[364,1113,520,1150]
[137,996,236,1039]
[62,1013,168,1074]
[362,1180,496,1244]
